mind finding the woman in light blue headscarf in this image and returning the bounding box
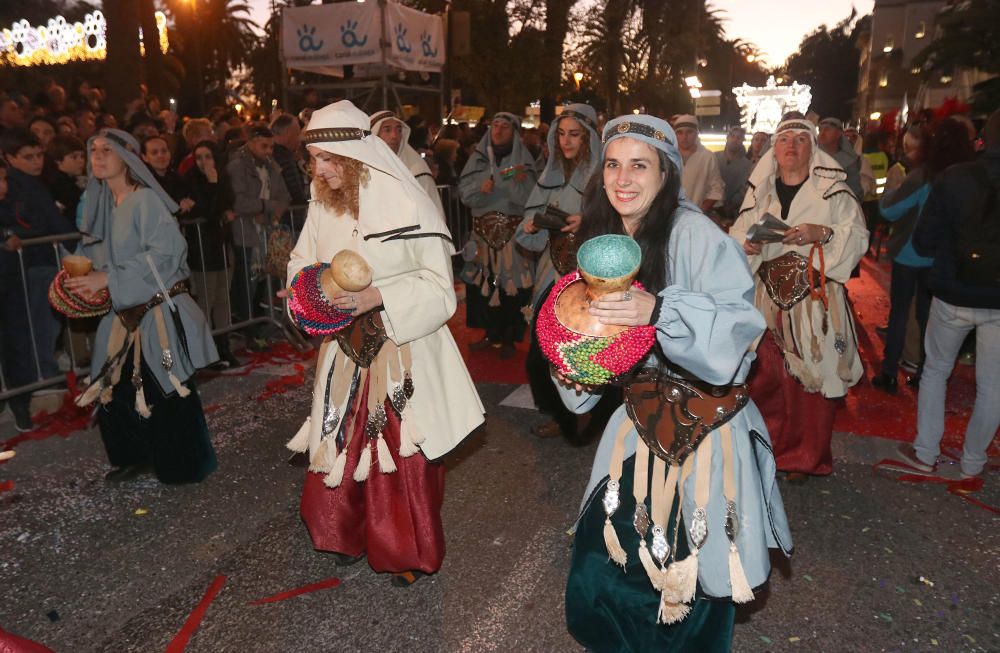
[554,115,791,651]
[515,104,610,442]
[67,129,218,484]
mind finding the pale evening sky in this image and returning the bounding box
[246,0,874,68]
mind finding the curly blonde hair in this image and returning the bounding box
[310,154,370,219]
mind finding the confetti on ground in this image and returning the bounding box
[913,599,923,606]
[895,585,905,593]
[883,547,893,554]
[963,635,976,644]
[0,480,14,493]
[803,574,814,582]
[931,638,938,646]
[862,527,871,533]
[878,613,893,622]
[165,575,227,653]
[919,576,935,587]
[788,636,801,643]
[249,576,342,605]
[134,508,148,516]
[759,636,773,645]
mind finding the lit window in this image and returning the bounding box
[915,21,926,39]
[911,66,921,74]
[883,35,894,53]
[879,72,889,87]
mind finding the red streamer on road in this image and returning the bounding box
[872,459,999,515]
[248,576,342,605]
[255,363,306,402]
[165,575,227,653]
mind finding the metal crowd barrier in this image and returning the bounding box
[437,185,472,252]
[0,208,313,404]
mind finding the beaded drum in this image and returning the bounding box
[288,250,373,336]
[48,269,112,319]
[288,263,355,336]
[536,235,656,385]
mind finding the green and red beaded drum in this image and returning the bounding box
[536,235,656,385]
[48,269,112,319]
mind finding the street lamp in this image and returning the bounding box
[573,71,583,91]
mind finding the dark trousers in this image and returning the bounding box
[882,262,932,376]
[0,276,35,416]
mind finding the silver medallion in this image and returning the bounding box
[322,406,340,437]
[834,334,848,355]
[161,348,174,371]
[365,405,387,438]
[391,383,407,413]
[602,480,620,517]
[725,500,740,542]
[689,507,708,549]
[403,372,415,399]
[651,525,670,564]
[633,503,650,538]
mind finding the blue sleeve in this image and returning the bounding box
[655,215,765,385]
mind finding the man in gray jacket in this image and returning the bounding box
[226,125,291,349]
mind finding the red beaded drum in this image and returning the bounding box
[536,235,656,385]
[48,269,111,319]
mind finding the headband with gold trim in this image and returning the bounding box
[775,120,815,134]
[303,127,371,144]
[602,120,673,146]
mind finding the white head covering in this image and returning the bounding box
[369,110,412,157]
[741,118,853,212]
[536,103,601,193]
[304,100,452,248]
[79,128,179,247]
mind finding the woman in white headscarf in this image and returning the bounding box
[552,114,791,651]
[67,128,219,484]
[730,117,868,479]
[285,101,484,586]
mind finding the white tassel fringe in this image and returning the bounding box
[603,518,627,567]
[376,435,397,473]
[286,417,311,452]
[728,543,755,603]
[134,386,152,418]
[167,371,191,398]
[324,449,348,488]
[353,442,372,482]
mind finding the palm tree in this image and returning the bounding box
[166,0,260,98]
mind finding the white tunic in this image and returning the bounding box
[289,200,485,460]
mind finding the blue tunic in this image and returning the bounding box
[82,188,218,395]
[558,206,792,599]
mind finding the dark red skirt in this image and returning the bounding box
[299,377,446,574]
[748,331,838,475]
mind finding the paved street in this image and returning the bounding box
[2,345,998,653]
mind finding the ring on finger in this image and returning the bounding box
[623,290,632,302]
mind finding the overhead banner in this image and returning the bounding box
[282,3,381,72]
[384,1,445,73]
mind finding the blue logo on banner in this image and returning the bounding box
[395,23,412,53]
[297,25,324,52]
[420,31,437,57]
[340,20,368,48]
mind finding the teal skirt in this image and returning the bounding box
[566,454,735,653]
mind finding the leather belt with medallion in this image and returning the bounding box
[335,311,388,368]
[623,368,749,466]
[473,211,521,251]
[758,252,813,310]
